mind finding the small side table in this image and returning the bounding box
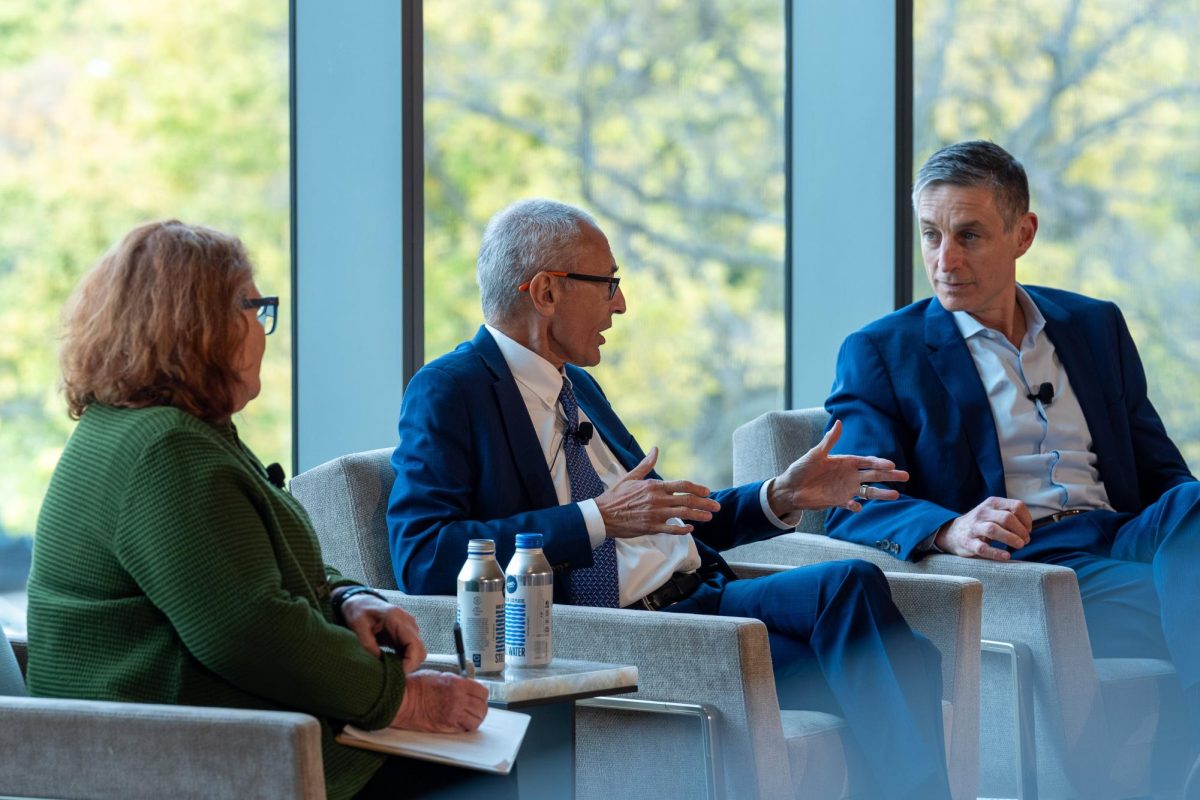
[426,656,638,799]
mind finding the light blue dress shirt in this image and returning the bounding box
[951,285,1114,519]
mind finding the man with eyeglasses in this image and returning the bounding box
[386,198,953,800]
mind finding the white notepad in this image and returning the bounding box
[336,707,531,775]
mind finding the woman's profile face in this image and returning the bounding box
[231,283,267,415]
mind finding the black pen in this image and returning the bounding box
[452,621,475,679]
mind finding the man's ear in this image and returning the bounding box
[1014,211,1038,257]
[525,271,558,317]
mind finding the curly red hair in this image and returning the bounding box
[60,220,256,421]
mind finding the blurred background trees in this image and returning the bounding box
[0,0,1195,635]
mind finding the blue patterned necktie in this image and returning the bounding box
[559,377,620,607]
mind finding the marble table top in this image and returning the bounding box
[423,654,638,708]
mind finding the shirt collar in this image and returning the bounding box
[485,324,566,410]
[951,283,1046,347]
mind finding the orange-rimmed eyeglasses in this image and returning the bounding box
[518,271,621,300]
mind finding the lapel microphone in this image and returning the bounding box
[265,462,287,489]
[1026,382,1054,406]
[574,421,594,445]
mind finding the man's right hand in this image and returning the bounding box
[593,446,721,538]
[390,670,489,734]
[933,497,1033,560]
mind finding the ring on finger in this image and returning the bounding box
[859,483,872,499]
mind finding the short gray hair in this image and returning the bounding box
[913,140,1030,229]
[477,198,599,325]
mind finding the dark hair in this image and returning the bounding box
[913,140,1030,229]
[60,220,255,421]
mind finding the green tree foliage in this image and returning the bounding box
[914,0,1200,469]
[0,0,290,536]
[424,0,787,488]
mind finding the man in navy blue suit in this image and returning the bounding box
[824,140,1200,790]
[388,198,953,799]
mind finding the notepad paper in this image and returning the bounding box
[336,707,531,775]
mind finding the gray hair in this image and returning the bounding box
[477,198,599,325]
[912,140,1030,229]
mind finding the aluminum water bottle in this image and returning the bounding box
[456,539,505,675]
[505,533,554,667]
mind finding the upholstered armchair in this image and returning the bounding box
[1,632,325,799]
[725,407,1191,799]
[292,447,982,800]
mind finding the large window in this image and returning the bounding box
[913,0,1200,470]
[0,1,291,636]
[422,0,788,488]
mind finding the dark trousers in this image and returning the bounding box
[664,559,951,800]
[1033,482,1200,743]
[356,755,519,799]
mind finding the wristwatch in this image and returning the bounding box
[331,585,386,622]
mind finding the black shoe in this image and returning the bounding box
[1185,754,1200,800]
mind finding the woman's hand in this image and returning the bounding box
[339,592,427,673]
[391,670,490,733]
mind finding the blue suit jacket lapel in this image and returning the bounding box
[924,302,1007,498]
[1028,289,1119,475]
[568,368,647,474]
[471,327,561,509]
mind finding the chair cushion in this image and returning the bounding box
[1095,657,1191,793]
[782,701,954,799]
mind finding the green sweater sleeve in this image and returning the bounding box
[113,427,404,730]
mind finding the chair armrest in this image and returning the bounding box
[731,561,982,800]
[379,590,793,800]
[0,696,324,800]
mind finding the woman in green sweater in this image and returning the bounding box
[27,220,498,799]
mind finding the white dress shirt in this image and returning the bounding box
[485,326,788,606]
[952,285,1114,519]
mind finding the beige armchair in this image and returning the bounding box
[725,407,1192,799]
[1,632,325,800]
[292,447,982,800]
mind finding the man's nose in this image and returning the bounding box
[611,285,627,314]
[939,239,963,271]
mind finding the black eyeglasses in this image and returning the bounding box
[518,271,621,300]
[242,296,279,335]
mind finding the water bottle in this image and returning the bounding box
[505,533,554,667]
[456,539,505,674]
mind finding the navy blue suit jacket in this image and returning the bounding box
[387,326,779,602]
[824,286,1194,561]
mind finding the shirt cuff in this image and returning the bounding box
[759,479,797,530]
[918,531,943,554]
[579,499,607,549]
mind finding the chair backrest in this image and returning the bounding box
[290,447,398,589]
[733,408,831,534]
[1,632,26,696]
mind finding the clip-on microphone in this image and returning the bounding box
[265,462,287,489]
[574,421,594,445]
[1026,382,1054,406]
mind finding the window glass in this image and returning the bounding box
[913,0,1200,470]
[0,1,291,637]
[423,0,787,488]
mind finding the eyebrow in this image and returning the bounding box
[919,217,984,230]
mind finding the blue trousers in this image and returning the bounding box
[664,559,951,800]
[1031,483,1200,738]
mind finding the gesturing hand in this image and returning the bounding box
[390,670,490,734]
[768,419,910,517]
[593,446,722,539]
[340,592,427,673]
[933,497,1032,561]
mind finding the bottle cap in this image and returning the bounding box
[515,533,543,549]
[467,539,496,554]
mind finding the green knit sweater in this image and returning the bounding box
[28,404,406,800]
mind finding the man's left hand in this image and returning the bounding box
[768,419,909,517]
[339,591,427,672]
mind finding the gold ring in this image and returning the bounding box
[859,483,871,499]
